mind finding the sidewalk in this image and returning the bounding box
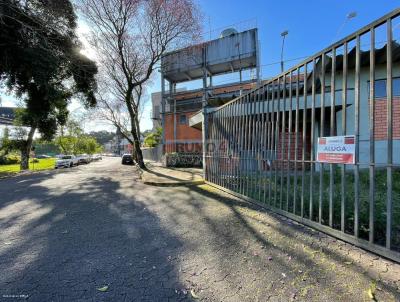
[140,161,204,186]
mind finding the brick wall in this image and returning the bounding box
[373,97,400,140]
[164,111,202,153]
[275,131,311,170]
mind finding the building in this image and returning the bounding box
[158,27,260,155]
[198,41,400,175]
[0,107,16,125]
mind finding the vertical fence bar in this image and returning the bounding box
[211,111,216,184]
[215,110,220,187]
[237,98,242,193]
[369,27,375,244]
[259,88,264,200]
[226,104,231,190]
[329,48,336,228]
[232,99,240,192]
[246,93,252,197]
[354,35,361,238]
[275,78,281,207]
[310,59,316,220]
[319,54,326,224]
[267,83,273,205]
[260,87,265,202]
[287,71,293,211]
[230,103,235,191]
[386,18,393,250]
[242,94,248,196]
[213,110,218,186]
[209,112,213,183]
[301,64,308,218]
[232,98,239,193]
[271,81,276,205]
[341,41,348,232]
[222,106,227,188]
[280,75,287,209]
[252,90,257,199]
[294,68,300,214]
[261,86,267,202]
[215,109,220,187]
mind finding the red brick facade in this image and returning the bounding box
[164,111,202,152]
[276,131,311,170]
[373,97,400,140]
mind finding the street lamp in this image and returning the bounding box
[333,11,357,42]
[280,30,289,73]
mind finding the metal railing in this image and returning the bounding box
[204,8,400,262]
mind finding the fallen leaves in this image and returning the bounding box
[367,281,377,301]
[97,285,109,292]
[190,289,200,299]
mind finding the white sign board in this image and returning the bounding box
[317,135,355,164]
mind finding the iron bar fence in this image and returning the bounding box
[204,8,400,262]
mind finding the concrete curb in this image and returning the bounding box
[142,179,205,187]
[139,166,204,187]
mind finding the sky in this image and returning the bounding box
[1,1,399,133]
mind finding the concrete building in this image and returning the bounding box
[159,28,260,155]
[191,42,400,171]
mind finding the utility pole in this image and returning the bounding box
[280,30,288,73]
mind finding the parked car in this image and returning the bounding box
[36,154,51,159]
[76,154,90,165]
[121,154,134,165]
[55,155,78,168]
[92,154,102,161]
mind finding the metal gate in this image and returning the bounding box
[204,9,400,262]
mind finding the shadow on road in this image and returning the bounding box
[0,169,193,301]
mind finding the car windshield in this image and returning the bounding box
[61,156,72,159]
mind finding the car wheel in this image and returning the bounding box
[70,163,73,168]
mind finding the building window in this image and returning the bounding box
[179,114,187,125]
[369,78,400,98]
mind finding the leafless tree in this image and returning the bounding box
[80,0,202,168]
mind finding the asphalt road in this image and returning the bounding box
[0,158,399,301]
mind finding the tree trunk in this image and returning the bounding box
[131,129,145,169]
[20,127,36,170]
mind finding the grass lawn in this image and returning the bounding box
[0,158,56,176]
[213,165,400,252]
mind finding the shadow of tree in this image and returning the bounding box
[0,166,194,301]
[143,183,400,301]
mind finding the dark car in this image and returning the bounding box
[121,154,134,165]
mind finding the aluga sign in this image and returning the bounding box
[317,136,356,164]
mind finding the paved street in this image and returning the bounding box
[1,158,400,301]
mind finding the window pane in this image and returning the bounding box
[179,115,187,125]
[393,78,400,97]
[375,79,386,98]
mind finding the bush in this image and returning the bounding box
[0,154,20,165]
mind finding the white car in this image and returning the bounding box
[76,154,90,165]
[55,155,79,169]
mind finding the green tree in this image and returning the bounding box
[143,127,162,148]
[0,127,12,156]
[89,130,115,145]
[81,0,201,169]
[55,119,103,155]
[0,0,98,170]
